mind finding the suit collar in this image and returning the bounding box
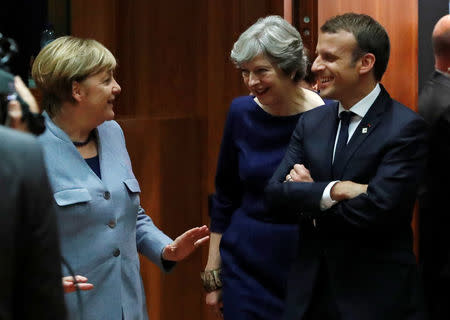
[43,111,73,144]
[43,111,102,146]
[431,70,450,87]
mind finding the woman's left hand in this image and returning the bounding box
[62,275,94,293]
[162,225,210,261]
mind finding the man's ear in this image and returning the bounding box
[359,53,376,76]
[72,81,83,103]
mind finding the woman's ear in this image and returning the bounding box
[359,53,376,76]
[72,81,83,102]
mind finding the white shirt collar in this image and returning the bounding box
[338,83,381,118]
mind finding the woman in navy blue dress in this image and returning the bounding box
[203,16,325,319]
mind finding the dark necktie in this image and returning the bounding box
[333,111,354,166]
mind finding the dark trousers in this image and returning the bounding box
[303,259,340,320]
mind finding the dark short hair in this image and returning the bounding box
[321,13,390,81]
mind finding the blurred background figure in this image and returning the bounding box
[203,16,324,319]
[0,33,44,134]
[0,126,67,320]
[418,14,450,320]
[0,34,66,319]
[299,49,319,92]
[32,36,209,320]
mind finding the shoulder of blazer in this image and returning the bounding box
[430,70,450,88]
[0,126,41,161]
[97,120,125,143]
[302,99,338,120]
[0,126,44,182]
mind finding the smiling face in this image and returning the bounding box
[312,30,363,108]
[240,54,293,108]
[76,69,121,125]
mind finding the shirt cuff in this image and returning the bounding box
[320,181,340,211]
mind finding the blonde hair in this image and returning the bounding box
[32,36,117,116]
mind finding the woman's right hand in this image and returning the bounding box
[204,232,224,318]
[62,275,94,293]
[205,289,223,318]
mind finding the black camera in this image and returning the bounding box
[0,34,44,135]
[0,68,15,125]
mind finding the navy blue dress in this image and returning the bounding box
[210,96,303,319]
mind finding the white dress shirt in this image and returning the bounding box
[320,84,381,210]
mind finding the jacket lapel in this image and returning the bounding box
[311,101,339,180]
[332,85,390,179]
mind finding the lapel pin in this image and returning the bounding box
[362,127,368,134]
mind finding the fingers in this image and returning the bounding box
[288,164,313,182]
[181,225,210,240]
[205,290,223,319]
[14,76,39,113]
[76,283,95,291]
[362,184,368,194]
[187,226,210,243]
[62,275,94,293]
[331,181,368,201]
[7,100,22,119]
[194,236,210,247]
[163,225,210,261]
[63,275,88,283]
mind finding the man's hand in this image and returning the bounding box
[331,181,368,201]
[162,225,210,261]
[285,164,314,183]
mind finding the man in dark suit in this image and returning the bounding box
[418,14,450,320]
[0,70,66,318]
[0,125,66,319]
[265,13,427,320]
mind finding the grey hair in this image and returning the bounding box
[230,15,308,82]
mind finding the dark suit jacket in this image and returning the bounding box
[266,85,428,320]
[418,71,450,319]
[0,126,66,319]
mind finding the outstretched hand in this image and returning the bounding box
[162,225,210,261]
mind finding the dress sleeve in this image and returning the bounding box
[210,103,242,233]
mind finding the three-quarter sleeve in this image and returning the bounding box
[210,104,242,233]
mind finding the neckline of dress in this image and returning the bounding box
[252,97,303,119]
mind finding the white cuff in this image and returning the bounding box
[320,181,339,211]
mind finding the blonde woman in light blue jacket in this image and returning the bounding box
[33,36,209,320]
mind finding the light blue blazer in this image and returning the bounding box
[38,113,173,320]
